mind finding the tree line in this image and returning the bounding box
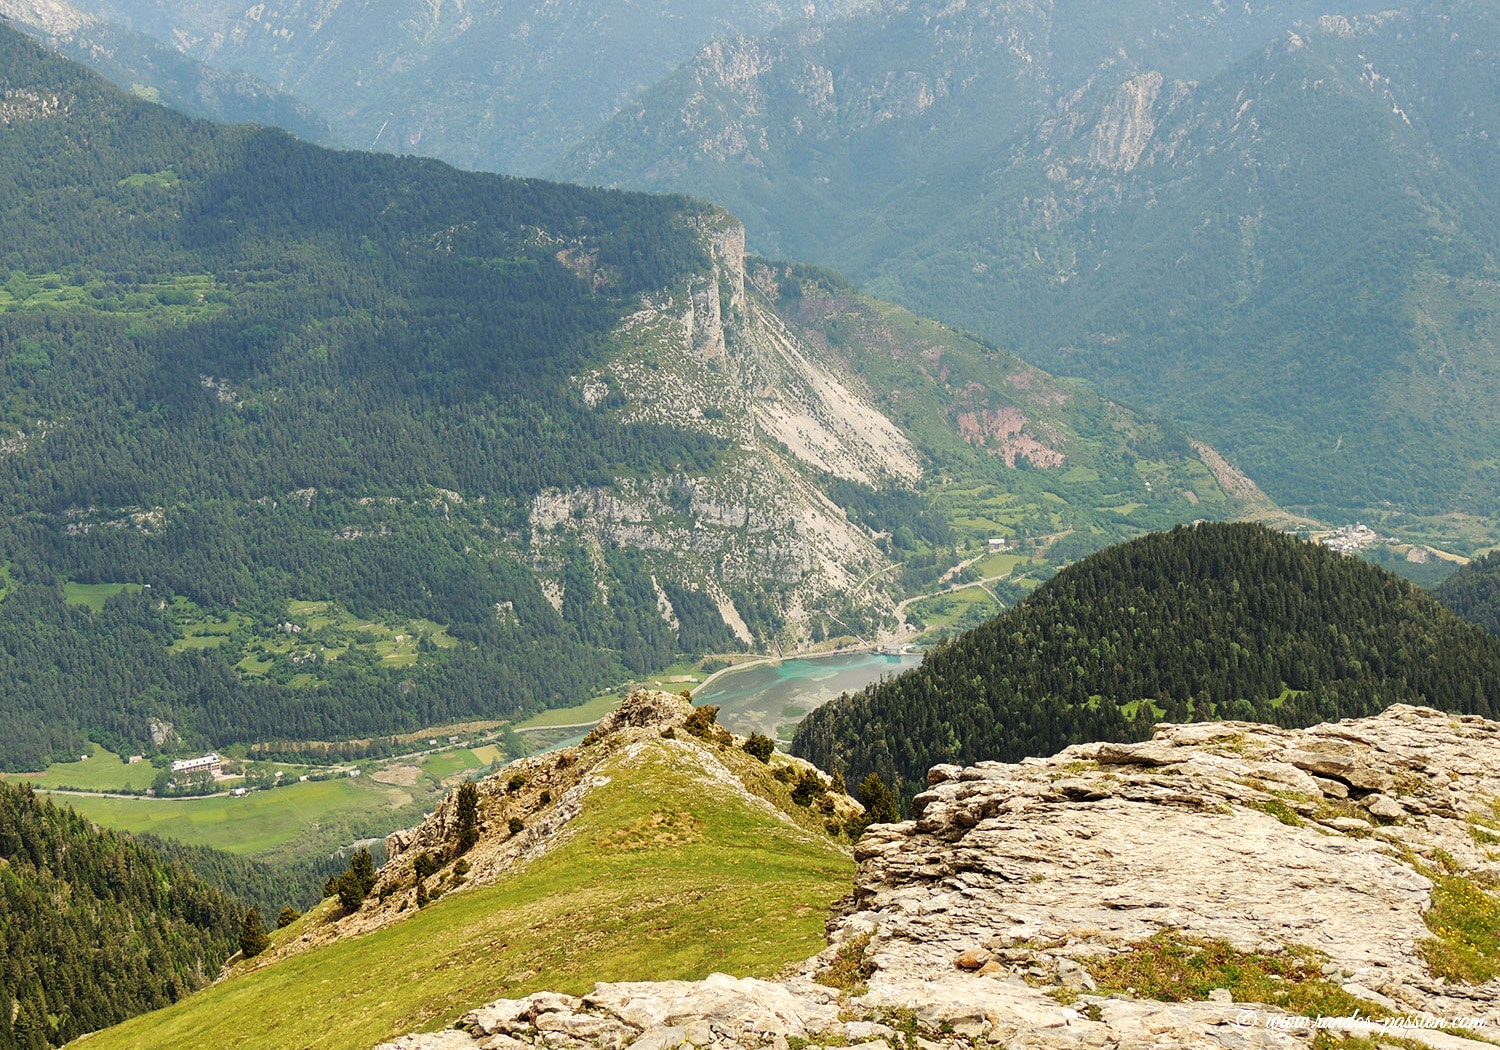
[794,523,1500,806]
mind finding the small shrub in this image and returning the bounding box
[683,704,720,739]
[508,816,525,836]
[415,880,429,908]
[453,858,470,877]
[743,733,775,762]
[791,769,828,807]
[507,773,528,793]
[773,765,797,784]
[660,727,676,739]
[275,906,301,929]
[1254,799,1305,827]
[413,851,439,880]
[539,789,551,805]
[815,933,874,992]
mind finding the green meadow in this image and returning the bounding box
[52,776,411,856]
[80,741,856,1050]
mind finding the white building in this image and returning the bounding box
[170,752,221,775]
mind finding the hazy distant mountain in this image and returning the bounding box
[54,0,874,173]
[560,0,1500,543]
[0,0,335,141]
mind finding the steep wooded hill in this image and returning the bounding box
[1433,551,1500,636]
[0,781,245,1049]
[793,523,1500,803]
[0,23,722,768]
[561,0,1500,543]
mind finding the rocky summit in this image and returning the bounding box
[380,705,1500,1050]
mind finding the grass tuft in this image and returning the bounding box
[1086,931,1378,1018]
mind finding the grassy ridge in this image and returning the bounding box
[82,740,855,1050]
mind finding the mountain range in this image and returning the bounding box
[0,25,1251,770]
[18,0,1498,551]
[30,0,874,172]
[560,0,1500,542]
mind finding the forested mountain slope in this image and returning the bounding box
[0,26,1268,771]
[0,0,334,142]
[793,523,1500,804]
[1433,551,1500,636]
[0,22,713,768]
[561,0,1500,544]
[0,781,245,1048]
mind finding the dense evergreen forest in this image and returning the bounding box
[0,26,739,768]
[1433,551,1500,636]
[0,782,245,1048]
[794,523,1500,805]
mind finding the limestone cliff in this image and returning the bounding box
[381,705,1500,1050]
[538,211,922,647]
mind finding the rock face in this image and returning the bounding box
[536,210,923,649]
[380,705,1500,1050]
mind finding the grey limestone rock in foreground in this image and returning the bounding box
[379,705,1500,1050]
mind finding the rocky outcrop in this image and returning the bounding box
[380,705,1500,1050]
[543,211,924,648]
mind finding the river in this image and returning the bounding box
[693,651,923,742]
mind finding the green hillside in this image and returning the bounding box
[0,23,727,769]
[78,730,855,1050]
[757,260,1257,586]
[0,781,245,1049]
[793,523,1500,804]
[1433,551,1500,636]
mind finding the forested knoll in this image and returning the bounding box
[793,523,1500,804]
[1433,551,1500,637]
[0,25,729,769]
[0,781,244,1049]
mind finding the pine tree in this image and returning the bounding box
[348,848,376,897]
[455,781,480,854]
[858,773,899,825]
[239,908,270,959]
